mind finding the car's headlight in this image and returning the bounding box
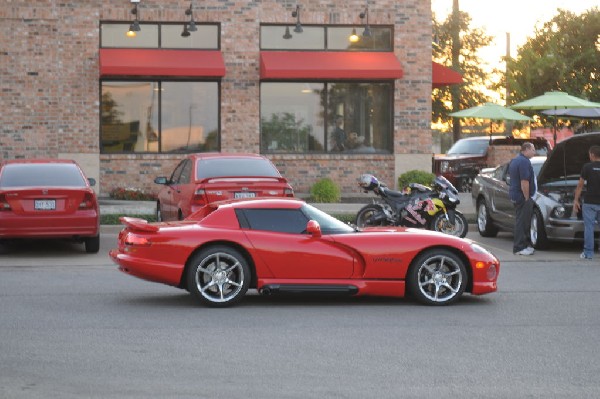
[551,206,566,218]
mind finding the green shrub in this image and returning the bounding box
[397,170,435,190]
[310,178,341,203]
[110,187,157,201]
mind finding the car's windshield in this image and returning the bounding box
[301,204,355,234]
[0,163,86,188]
[447,139,488,155]
[197,158,281,179]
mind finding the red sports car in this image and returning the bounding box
[154,153,294,221]
[110,198,499,307]
[0,159,100,253]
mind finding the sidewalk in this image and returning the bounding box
[100,193,475,219]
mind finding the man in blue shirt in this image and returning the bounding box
[508,142,537,255]
[573,145,600,260]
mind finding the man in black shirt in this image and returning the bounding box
[573,145,600,260]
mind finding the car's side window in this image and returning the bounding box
[170,160,186,184]
[240,209,309,234]
[179,160,192,184]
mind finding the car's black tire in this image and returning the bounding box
[186,246,250,307]
[407,249,467,306]
[429,211,468,238]
[85,235,100,253]
[476,199,499,237]
[156,202,162,222]
[531,207,549,249]
[355,205,387,228]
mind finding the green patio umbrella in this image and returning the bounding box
[449,102,532,143]
[510,91,600,145]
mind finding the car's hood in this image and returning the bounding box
[537,132,600,184]
[433,154,482,161]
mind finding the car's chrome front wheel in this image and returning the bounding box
[186,246,250,307]
[407,249,467,305]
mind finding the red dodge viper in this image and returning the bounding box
[110,198,499,307]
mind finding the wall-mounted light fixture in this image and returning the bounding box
[182,2,198,38]
[359,5,371,38]
[349,28,360,43]
[126,1,141,38]
[292,5,303,33]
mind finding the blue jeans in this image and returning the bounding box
[582,203,600,258]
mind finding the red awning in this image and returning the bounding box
[432,61,463,87]
[99,49,225,77]
[260,51,403,80]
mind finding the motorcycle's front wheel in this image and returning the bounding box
[355,205,388,228]
[429,211,468,238]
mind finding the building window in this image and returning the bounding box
[260,25,392,51]
[100,23,219,49]
[261,82,392,154]
[101,81,219,153]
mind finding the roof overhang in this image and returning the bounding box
[260,51,403,80]
[99,48,226,77]
[432,61,463,87]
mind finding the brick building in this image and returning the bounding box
[1,0,459,197]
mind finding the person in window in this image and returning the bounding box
[331,115,347,152]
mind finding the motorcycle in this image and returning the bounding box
[356,174,468,238]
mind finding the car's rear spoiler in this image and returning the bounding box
[197,176,287,184]
[119,217,159,232]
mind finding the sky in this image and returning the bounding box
[431,0,599,69]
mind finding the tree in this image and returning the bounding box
[432,10,498,141]
[506,8,600,105]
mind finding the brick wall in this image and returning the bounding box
[1,0,433,197]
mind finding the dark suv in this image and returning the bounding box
[432,136,552,192]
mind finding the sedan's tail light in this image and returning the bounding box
[191,188,207,206]
[0,194,11,211]
[284,188,294,197]
[79,192,96,210]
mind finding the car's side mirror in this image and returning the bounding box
[306,220,322,238]
[154,177,168,185]
[87,177,96,187]
[505,175,511,185]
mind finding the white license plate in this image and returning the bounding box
[35,199,56,210]
[234,192,256,199]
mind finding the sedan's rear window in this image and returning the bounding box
[197,158,280,179]
[0,164,87,188]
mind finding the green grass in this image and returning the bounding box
[100,214,157,225]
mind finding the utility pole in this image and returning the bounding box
[505,32,512,136]
[450,0,462,143]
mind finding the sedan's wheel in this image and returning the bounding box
[429,212,468,238]
[156,202,162,222]
[531,208,549,249]
[84,235,100,253]
[355,205,386,228]
[477,199,499,237]
[186,246,250,307]
[407,249,467,305]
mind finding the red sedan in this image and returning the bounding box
[110,198,499,306]
[0,159,100,253]
[154,153,293,221]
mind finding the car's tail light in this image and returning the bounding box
[124,232,151,246]
[0,194,11,211]
[284,188,294,197]
[79,192,96,210]
[191,188,207,206]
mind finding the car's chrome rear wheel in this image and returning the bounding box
[186,246,250,307]
[477,199,499,237]
[407,249,467,305]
